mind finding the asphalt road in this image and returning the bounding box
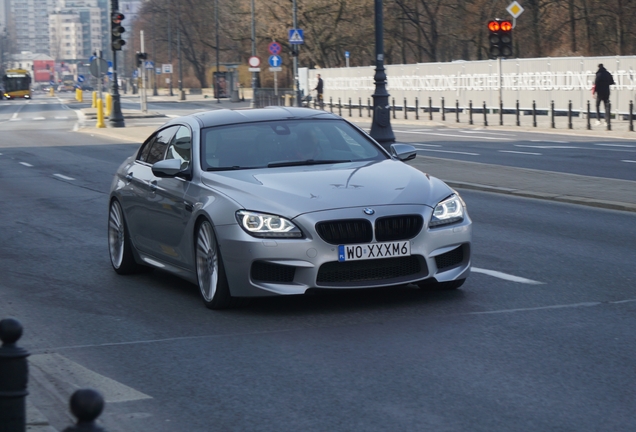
[0,99,635,431]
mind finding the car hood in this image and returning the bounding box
[200,159,454,217]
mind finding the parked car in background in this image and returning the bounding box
[108,107,472,309]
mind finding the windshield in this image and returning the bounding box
[201,119,386,171]
[3,75,31,92]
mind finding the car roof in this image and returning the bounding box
[188,106,341,128]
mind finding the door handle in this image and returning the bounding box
[125,172,133,181]
[149,180,158,192]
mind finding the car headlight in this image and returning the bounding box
[429,194,464,228]
[236,210,303,238]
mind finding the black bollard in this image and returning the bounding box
[499,100,503,126]
[516,100,520,126]
[630,101,634,132]
[568,100,572,129]
[532,100,537,127]
[469,100,473,125]
[607,101,612,131]
[338,98,342,116]
[0,318,30,432]
[551,100,555,128]
[415,97,419,120]
[483,101,488,126]
[404,98,408,120]
[441,97,445,121]
[62,389,106,432]
[330,97,333,113]
[456,100,460,123]
[587,100,591,130]
[359,97,362,117]
[392,98,396,119]
[348,98,352,117]
[428,97,433,120]
[368,98,371,118]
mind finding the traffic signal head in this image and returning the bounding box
[488,19,513,58]
[111,12,126,51]
[135,52,148,67]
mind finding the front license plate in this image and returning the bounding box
[338,241,411,262]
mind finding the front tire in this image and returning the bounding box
[108,199,143,274]
[195,220,234,309]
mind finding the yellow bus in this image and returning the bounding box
[2,69,32,99]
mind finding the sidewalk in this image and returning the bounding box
[74,97,636,213]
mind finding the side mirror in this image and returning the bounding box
[152,159,184,177]
[390,143,417,161]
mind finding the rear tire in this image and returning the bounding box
[108,199,144,275]
[417,278,465,291]
[195,220,235,309]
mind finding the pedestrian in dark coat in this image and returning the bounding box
[593,63,615,125]
[314,74,324,108]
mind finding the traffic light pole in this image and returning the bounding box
[498,56,502,123]
[109,0,125,128]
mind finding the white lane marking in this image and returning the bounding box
[416,148,480,156]
[55,116,69,120]
[9,118,21,121]
[460,130,517,137]
[622,160,636,163]
[465,298,636,316]
[530,139,569,144]
[472,267,544,284]
[394,129,513,141]
[33,117,46,120]
[29,353,152,403]
[596,143,636,148]
[516,145,579,149]
[54,174,75,181]
[166,114,180,118]
[499,150,542,155]
[19,162,33,167]
[411,143,442,148]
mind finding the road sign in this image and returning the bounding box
[268,55,282,68]
[156,68,162,75]
[107,61,113,76]
[89,58,108,78]
[345,51,350,58]
[77,75,85,83]
[248,56,261,68]
[268,42,282,55]
[144,60,155,70]
[289,29,304,44]
[269,67,282,72]
[506,1,524,18]
[132,70,138,78]
[162,64,173,74]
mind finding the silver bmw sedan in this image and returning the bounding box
[108,107,472,309]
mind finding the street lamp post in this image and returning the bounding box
[215,0,220,104]
[109,0,125,128]
[369,0,394,150]
[250,0,256,108]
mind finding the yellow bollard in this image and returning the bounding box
[49,87,54,97]
[106,93,113,117]
[77,88,83,102]
[96,98,106,128]
[92,91,97,108]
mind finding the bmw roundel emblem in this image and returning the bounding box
[363,208,375,215]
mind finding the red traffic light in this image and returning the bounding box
[488,21,500,32]
[112,12,125,24]
[500,21,512,31]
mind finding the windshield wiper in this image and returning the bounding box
[267,159,351,168]
[205,166,255,171]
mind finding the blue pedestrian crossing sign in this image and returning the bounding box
[144,60,155,70]
[288,28,304,44]
[77,75,85,83]
[268,55,282,67]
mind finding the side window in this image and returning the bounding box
[165,126,192,169]
[145,126,178,165]
[137,136,156,162]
